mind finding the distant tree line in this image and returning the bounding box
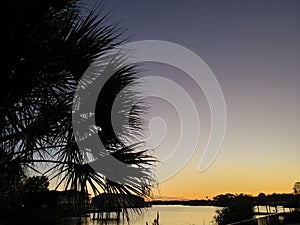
[151,192,300,208]
[212,192,300,208]
[151,190,300,225]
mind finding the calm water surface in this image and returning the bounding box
[60,205,221,225]
[55,205,294,225]
[129,205,221,225]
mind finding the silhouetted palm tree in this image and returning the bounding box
[1,0,155,216]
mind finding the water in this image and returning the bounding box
[59,205,221,225]
[254,205,294,218]
[254,205,291,214]
[129,205,221,225]
[11,205,295,225]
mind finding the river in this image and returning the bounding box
[35,205,297,225]
[59,205,221,225]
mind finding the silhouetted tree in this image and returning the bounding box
[258,192,266,197]
[213,199,254,225]
[1,0,155,218]
[213,193,236,206]
[24,176,49,193]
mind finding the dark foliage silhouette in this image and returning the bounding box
[24,176,49,193]
[1,0,155,220]
[213,199,254,225]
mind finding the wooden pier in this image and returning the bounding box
[227,211,300,225]
[89,207,122,221]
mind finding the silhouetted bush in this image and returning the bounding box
[213,199,254,225]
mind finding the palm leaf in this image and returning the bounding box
[2,0,157,218]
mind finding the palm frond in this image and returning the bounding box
[2,0,157,217]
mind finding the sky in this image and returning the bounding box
[84,0,300,200]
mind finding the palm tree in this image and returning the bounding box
[1,0,155,218]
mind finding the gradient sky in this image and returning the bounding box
[85,0,300,199]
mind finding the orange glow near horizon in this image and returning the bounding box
[150,144,300,200]
[50,0,300,200]
[48,141,300,200]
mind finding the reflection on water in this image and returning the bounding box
[254,205,290,214]
[55,205,221,225]
[8,205,295,225]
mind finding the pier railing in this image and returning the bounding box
[227,212,286,225]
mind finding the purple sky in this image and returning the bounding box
[84,0,300,198]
